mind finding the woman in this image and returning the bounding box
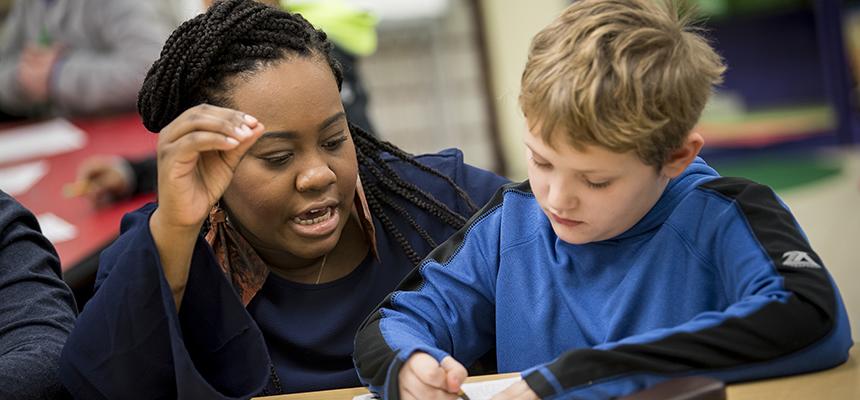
[59,1,508,398]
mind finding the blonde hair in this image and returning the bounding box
[520,0,725,167]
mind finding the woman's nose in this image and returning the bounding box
[296,164,336,192]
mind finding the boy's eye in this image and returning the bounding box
[322,135,347,150]
[529,156,551,169]
[586,179,611,189]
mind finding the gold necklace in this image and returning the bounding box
[314,254,328,284]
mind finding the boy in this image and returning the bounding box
[352,0,853,399]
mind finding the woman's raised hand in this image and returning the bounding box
[154,104,264,229]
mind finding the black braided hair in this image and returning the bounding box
[138,0,478,266]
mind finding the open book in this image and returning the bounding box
[352,377,521,400]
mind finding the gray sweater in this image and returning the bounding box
[0,191,77,399]
[0,0,171,117]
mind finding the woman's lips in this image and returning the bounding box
[290,206,340,237]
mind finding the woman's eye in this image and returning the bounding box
[263,153,293,166]
[322,136,347,151]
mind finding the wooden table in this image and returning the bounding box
[260,347,858,400]
[260,373,519,400]
[726,346,859,400]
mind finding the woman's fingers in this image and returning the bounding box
[163,131,242,176]
[160,104,258,144]
[218,120,265,168]
[172,131,240,158]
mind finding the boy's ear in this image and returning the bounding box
[661,132,704,178]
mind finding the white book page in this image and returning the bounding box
[0,160,48,196]
[352,377,521,400]
[460,377,521,400]
[0,119,86,164]
[36,213,78,244]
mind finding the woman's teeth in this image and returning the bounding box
[294,207,333,225]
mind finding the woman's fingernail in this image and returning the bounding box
[226,137,239,146]
[243,114,257,124]
[241,125,252,136]
[234,126,249,138]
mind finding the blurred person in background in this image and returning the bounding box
[0,190,77,399]
[0,0,172,121]
[0,0,11,24]
[76,0,379,207]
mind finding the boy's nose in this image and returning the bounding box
[296,164,336,192]
[546,184,578,211]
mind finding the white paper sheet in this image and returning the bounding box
[459,377,521,399]
[0,119,86,164]
[0,160,48,196]
[352,377,520,400]
[35,212,78,244]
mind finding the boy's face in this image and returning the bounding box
[524,126,671,245]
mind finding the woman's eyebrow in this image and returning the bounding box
[256,111,347,143]
[318,111,346,131]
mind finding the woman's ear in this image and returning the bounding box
[661,132,704,179]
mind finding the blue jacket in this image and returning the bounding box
[353,158,853,399]
[59,149,509,399]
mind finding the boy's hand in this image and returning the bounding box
[399,353,467,400]
[491,380,539,400]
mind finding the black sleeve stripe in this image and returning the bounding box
[524,370,553,396]
[353,318,397,389]
[526,177,838,397]
[354,181,530,389]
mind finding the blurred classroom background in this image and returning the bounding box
[1,0,858,335]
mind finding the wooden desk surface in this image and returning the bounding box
[260,347,858,400]
[0,114,157,271]
[727,346,859,400]
[260,373,519,400]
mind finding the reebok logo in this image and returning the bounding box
[781,251,821,269]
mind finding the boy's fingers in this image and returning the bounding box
[490,380,538,400]
[440,356,468,393]
[402,377,459,400]
[400,369,440,400]
[400,390,419,400]
[408,353,447,390]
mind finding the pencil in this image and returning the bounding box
[62,180,89,198]
[457,389,471,400]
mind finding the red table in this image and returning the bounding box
[0,114,157,280]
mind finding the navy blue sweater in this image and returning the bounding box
[59,149,508,399]
[0,191,77,399]
[353,158,853,399]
